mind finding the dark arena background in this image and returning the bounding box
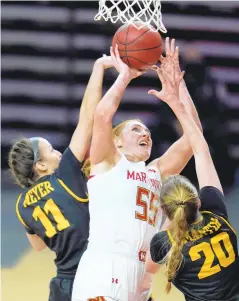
[1,1,239,301]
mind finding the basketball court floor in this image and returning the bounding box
[1,248,183,301]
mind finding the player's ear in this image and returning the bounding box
[35,161,48,172]
[115,137,123,148]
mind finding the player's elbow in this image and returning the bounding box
[181,134,193,155]
[94,104,114,124]
[145,259,160,274]
[34,244,46,252]
[31,238,47,251]
[27,233,47,252]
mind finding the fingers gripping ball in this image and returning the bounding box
[112,23,163,71]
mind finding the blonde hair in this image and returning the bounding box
[82,157,91,178]
[82,119,143,177]
[160,175,200,293]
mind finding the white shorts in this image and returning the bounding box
[72,249,152,301]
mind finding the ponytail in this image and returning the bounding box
[160,174,200,292]
[166,205,188,292]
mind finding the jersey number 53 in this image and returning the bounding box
[135,186,159,226]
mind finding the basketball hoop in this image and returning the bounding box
[94,0,167,33]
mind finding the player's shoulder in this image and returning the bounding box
[16,192,24,214]
[150,230,171,263]
[57,147,83,175]
[54,148,88,196]
[199,186,224,199]
[201,210,236,237]
[147,161,159,173]
[15,192,33,230]
[199,186,228,219]
[151,230,169,244]
[146,163,162,184]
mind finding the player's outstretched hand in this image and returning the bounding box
[148,64,184,105]
[110,44,144,80]
[159,37,181,80]
[96,55,114,69]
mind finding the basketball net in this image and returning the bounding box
[94,0,167,33]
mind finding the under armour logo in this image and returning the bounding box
[138,251,146,262]
[112,278,119,284]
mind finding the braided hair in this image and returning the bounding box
[8,138,40,188]
[160,175,201,293]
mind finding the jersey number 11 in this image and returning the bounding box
[32,199,70,238]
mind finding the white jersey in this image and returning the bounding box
[87,155,162,255]
[72,155,163,301]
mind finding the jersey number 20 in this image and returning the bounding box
[32,199,70,237]
[189,232,235,279]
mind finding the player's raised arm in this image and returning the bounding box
[149,38,202,179]
[171,102,223,193]
[90,45,143,165]
[69,56,114,162]
[165,38,202,132]
[153,66,223,193]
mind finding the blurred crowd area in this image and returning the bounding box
[1,1,239,190]
[1,2,239,300]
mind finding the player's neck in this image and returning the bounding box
[35,170,52,181]
[124,154,143,163]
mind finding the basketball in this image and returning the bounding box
[112,23,163,71]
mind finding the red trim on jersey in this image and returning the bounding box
[88,175,95,180]
[88,297,106,301]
